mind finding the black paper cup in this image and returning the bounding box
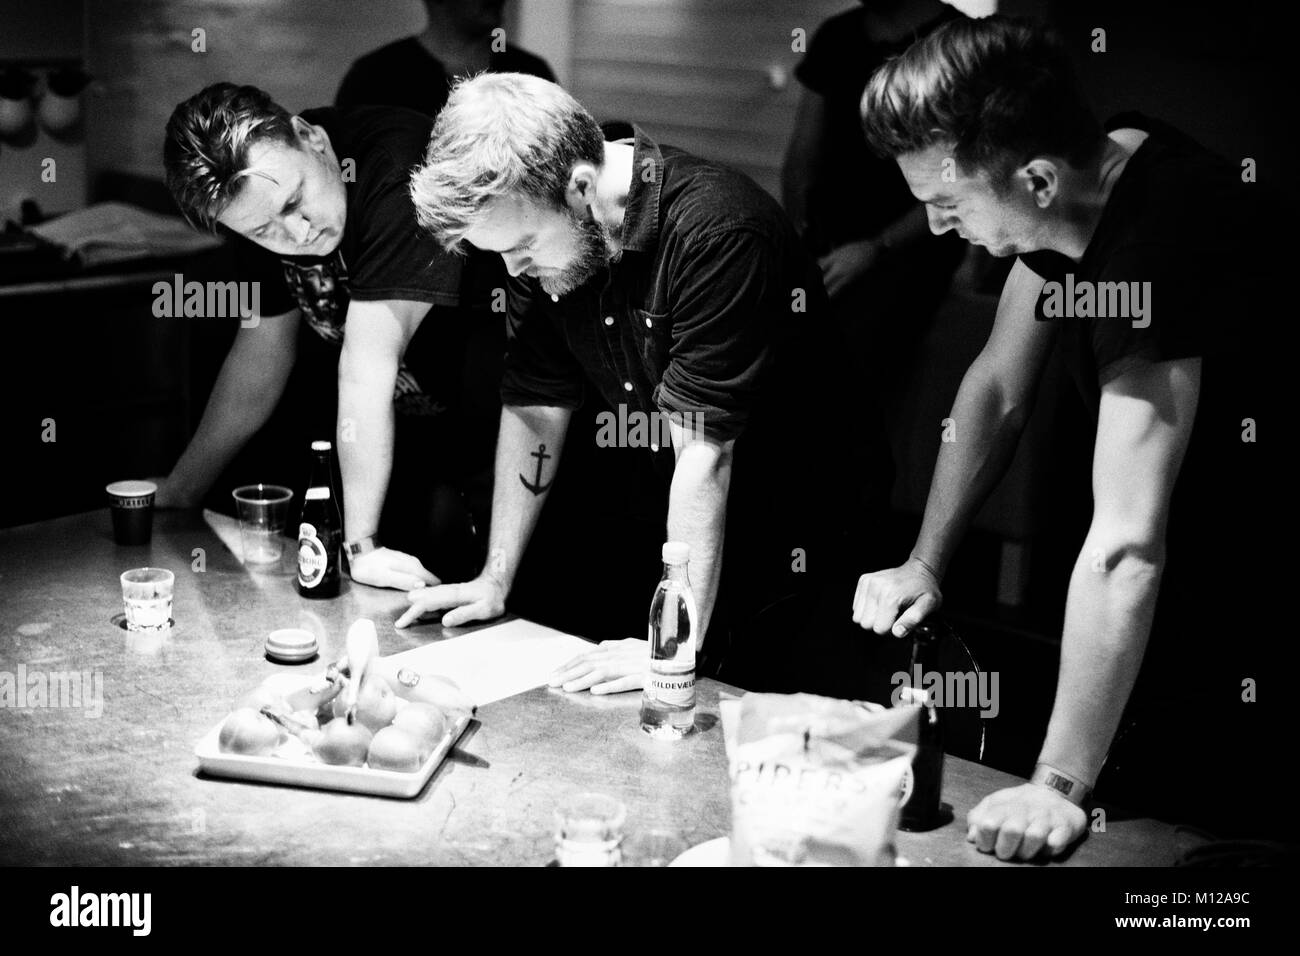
[106,480,157,545]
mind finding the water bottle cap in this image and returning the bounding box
[661,542,690,565]
[311,440,332,451]
[900,686,932,706]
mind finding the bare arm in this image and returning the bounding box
[1040,357,1200,782]
[158,308,299,507]
[336,298,443,591]
[854,259,1057,634]
[780,87,828,241]
[396,403,571,628]
[967,357,1200,862]
[665,424,734,648]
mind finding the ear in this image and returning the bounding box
[1019,157,1061,209]
[563,161,601,213]
[292,115,328,154]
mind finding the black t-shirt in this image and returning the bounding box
[234,105,469,420]
[794,4,961,249]
[1018,113,1277,695]
[335,37,555,117]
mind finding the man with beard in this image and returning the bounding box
[400,73,888,694]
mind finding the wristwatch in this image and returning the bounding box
[344,535,382,559]
[1031,763,1093,807]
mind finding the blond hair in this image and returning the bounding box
[410,73,604,252]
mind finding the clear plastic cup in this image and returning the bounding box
[231,484,293,567]
[120,567,174,634]
[553,792,627,867]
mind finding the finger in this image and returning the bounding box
[405,584,466,614]
[441,600,493,628]
[393,553,439,586]
[858,580,881,630]
[851,576,868,622]
[562,668,605,693]
[591,674,644,696]
[967,810,999,854]
[892,592,938,638]
[1045,825,1076,857]
[871,590,903,636]
[1019,823,1051,861]
[551,652,598,678]
[994,819,1027,861]
[548,659,598,686]
[395,604,431,629]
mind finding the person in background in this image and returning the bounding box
[336,0,555,115]
[853,16,1280,857]
[400,73,889,694]
[783,0,966,405]
[158,83,497,588]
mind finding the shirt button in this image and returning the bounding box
[604,316,614,327]
[623,381,633,392]
[645,317,653,328]
[550,294,559,303]
[650,443,659,453]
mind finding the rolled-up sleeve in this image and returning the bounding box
[499,274,585,409]
[654,227,776,442]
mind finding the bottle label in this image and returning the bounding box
[648,671,695,707]
[305,486,330,500]
[899,764,914,806]
[297,522,327,588]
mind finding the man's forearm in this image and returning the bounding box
[484,404,570,591]
[666,443,731,647]
[168,359,282,501]
[1037,544,1162,784]
[338,382,396,541]
[913,367,1029,578]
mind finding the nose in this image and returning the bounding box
[926,205,957,236]
[502,252,530,277]
[290,212,312,245]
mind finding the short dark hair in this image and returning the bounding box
[163,82,298,232]
[862,16,1103,183]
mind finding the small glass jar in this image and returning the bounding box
[553,792,626,867]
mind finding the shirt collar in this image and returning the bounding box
[601,121,661,255]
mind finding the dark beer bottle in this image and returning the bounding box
[296,440,341,599]
[899,622,945,831]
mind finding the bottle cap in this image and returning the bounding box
[661,541,690,565]
[900,686,932,707]
[311,440,332,451]
[265,628,319,663]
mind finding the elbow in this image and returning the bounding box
[1085,529,1166,586]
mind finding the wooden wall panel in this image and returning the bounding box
[569,0,857,197]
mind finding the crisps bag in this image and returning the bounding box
[722,693,916,866]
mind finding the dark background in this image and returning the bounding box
[1,1,1290,777]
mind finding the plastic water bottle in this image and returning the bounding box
[639,542,697,739]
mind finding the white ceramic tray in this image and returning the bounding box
[194,711,472,799]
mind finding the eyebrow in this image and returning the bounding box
[501,233,537,254]
[921,194,955,205]
[252,177,302,233]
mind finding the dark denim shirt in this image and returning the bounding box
[499,123,833,454]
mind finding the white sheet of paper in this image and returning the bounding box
[386,618,595,706]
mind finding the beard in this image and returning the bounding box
[537,207,617,297]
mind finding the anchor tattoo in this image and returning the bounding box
[519,443,553,495]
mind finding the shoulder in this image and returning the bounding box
[499,45,556,81]
[658,146,791,251]
[344,37,422,75]
[328,105,433,180]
